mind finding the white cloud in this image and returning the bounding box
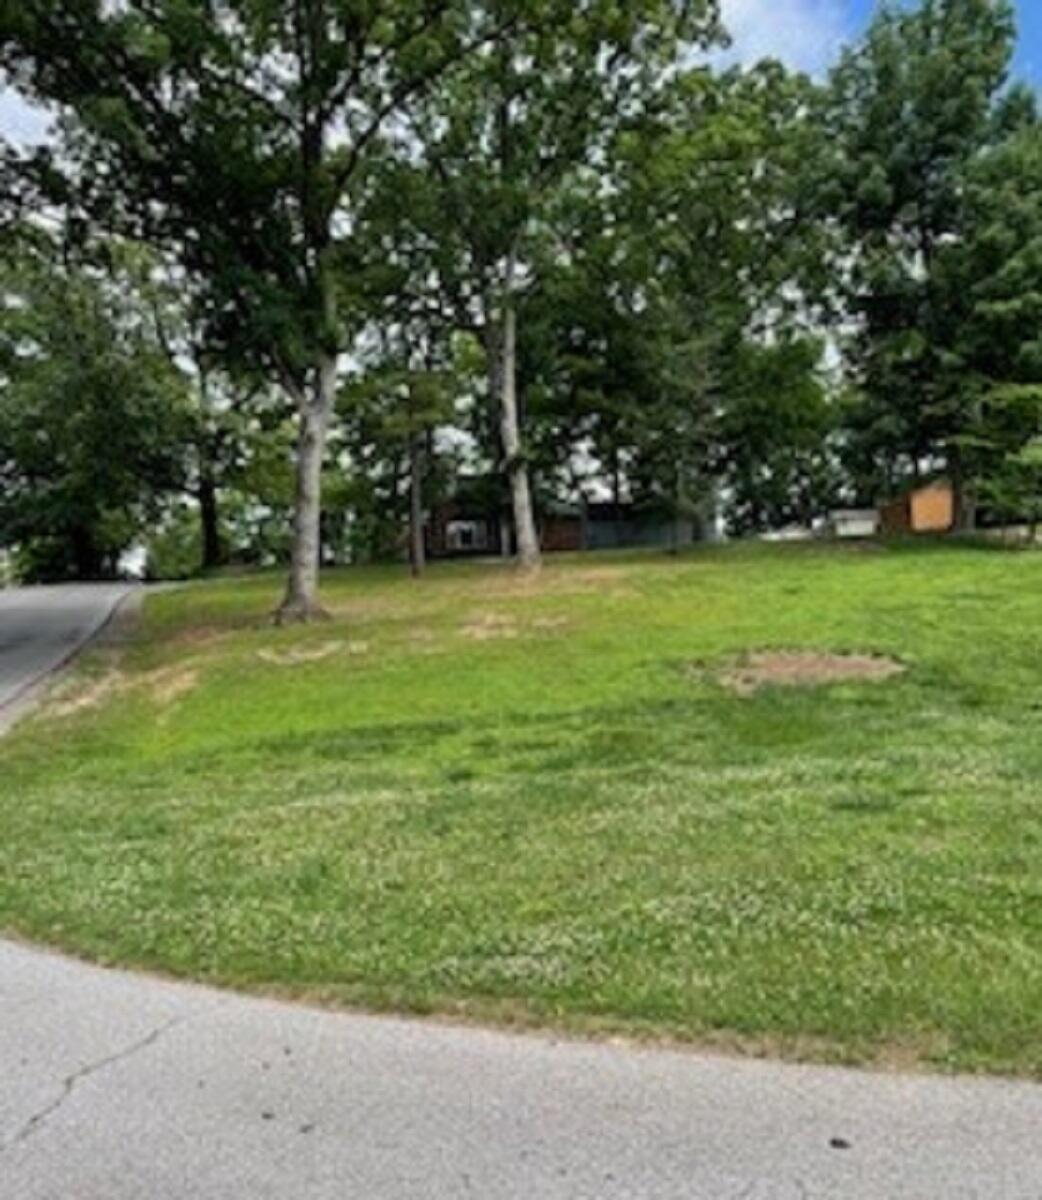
[717,0,850,77]
[0,87,52,146]
[0,3,851,147]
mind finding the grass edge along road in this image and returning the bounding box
[2,542,1042,1077]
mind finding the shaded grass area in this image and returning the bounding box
[3,541,1042,1075]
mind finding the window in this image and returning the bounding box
[446,520,489,553]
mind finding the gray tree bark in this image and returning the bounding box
[276,352,336,624]
[498,299,541,571]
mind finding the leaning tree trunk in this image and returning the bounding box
[276,352,336,624]
[498,300,541,571]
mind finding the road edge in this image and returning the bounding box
[0,586,142,736]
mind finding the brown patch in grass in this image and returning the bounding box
[460,611,571,642]
[460,613,520,642]
[256,640,369,667]
[49,671,125,717]
[531,615,570,632]
[873,1032,954,1073]
[147,666,199,706]
[49,660,199,718]
[168,625,230,649]
[717,650,905,697]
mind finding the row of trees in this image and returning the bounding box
[1,0,1040,608]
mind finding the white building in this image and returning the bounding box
[829,509,880,539]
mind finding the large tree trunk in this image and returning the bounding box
[949,443,977,534]
[409,431,426,578]
[276,353,336,624]
[498,301,541,571]
[198,461,224,573]
[70,525,103,581]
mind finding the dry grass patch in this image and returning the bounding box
[49,661,200,717]
[148,665,200,706]
[718,651,906,697]
[256,640,354,667]
[461,613,520,641]
[48,668,125,717]
[531,615,570,632]
[460,612,572,641]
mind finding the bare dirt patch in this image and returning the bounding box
[256,640,368,667]
[717,651,905,697]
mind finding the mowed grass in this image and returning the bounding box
[3,541,1042,1075]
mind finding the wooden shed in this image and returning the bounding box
[880,480,955,535]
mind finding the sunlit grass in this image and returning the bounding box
[2,540,1042,1075]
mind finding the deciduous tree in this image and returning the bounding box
[1,0,530,617]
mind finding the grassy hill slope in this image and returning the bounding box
[3,542,1042,1075]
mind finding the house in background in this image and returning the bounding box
[426,504,507,559]
[424,475,509,559]
[829,509,880,539]
[880,479,954,535]
[424,478,703,559]
[827,480,956,541]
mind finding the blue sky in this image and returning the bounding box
[854,0,1042,82]
[718,0,1041,83]
[1003,1,1039,82]
[2,1,1040,144]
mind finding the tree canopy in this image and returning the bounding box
[1,0,1041,586]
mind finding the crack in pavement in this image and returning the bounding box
[2,1017,183,1152]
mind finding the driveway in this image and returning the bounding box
[0,582,134,730]
[2,584,1042,1198]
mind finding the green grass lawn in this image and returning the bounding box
[3,541,1042,1075]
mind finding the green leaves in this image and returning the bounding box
[820,0,1025,504]
[0,235,193,579]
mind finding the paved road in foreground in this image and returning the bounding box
[2,941,1042,1199]
[2,583,1042,1198]
[0,583,133,730]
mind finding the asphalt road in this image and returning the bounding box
[3,942,1042,1200]
[0,583,133,731]
[2,584,1042,1198]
